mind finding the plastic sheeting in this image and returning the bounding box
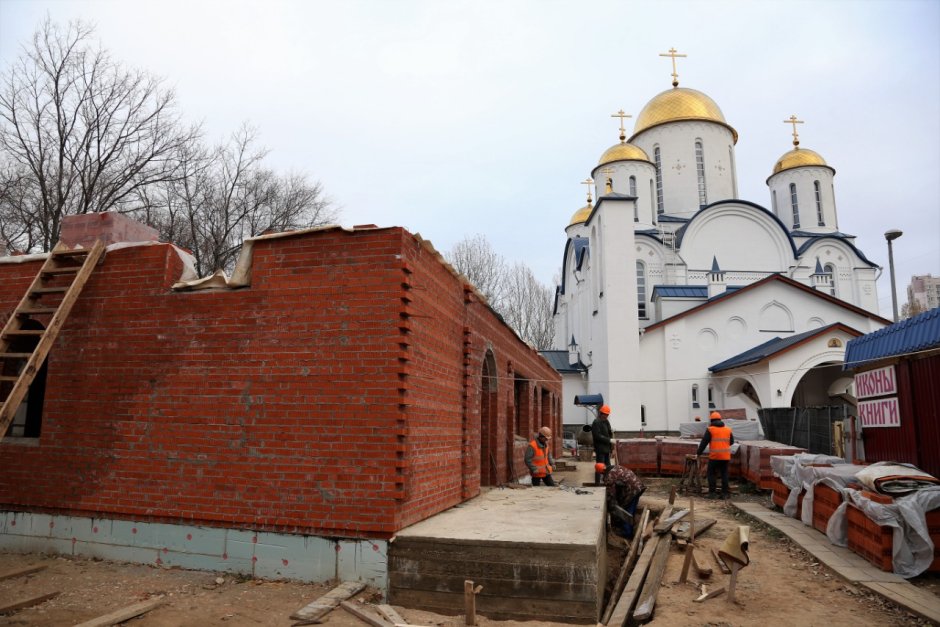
[855,463,940,495]
[678,418,762,441]
[771,456,940,578]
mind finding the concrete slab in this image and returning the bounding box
[389,485,606,623]
[734,502,940,624]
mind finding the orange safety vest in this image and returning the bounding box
[529,439,550,477]
[708,425,732,460]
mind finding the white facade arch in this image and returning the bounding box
[759,300,794,332]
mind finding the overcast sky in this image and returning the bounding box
[1,0,938,319]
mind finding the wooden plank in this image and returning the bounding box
[291,581,366,624]
[631,536,673,621]
[377,604,407,625]
[0,240,104,439]
[0,564,47,581]
[340,601,395,627]
[711,548,732,575]
[678,548,694,584]
[606,533,663,626]
[672,518,717,541]
[73,595,165,627]
[694,587,726,602]
[601,507,649,625]
[727,562,741,604]
[0,591,60,614]
[654,509,689,534]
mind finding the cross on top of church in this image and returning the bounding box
[581,178,594,204]
[659,47,687,87]
[784,115,804,147]
[611,109,632,142]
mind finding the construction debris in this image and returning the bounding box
[341,600,394,627]
[464,580,483,626]
[74,595,165,627]
[0,591,60,615]
[693,585,726,603]
[290,581,366,625]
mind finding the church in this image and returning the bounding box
[548,51,891,434]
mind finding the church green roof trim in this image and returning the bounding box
[710,322,862,372]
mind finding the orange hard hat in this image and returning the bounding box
[599,405,611,415]
[710,411,722,420]
[595,462,607,473]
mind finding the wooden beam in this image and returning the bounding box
[632,536,673,621]
[340,600,394,627]
[694,586,726,602]
[0,591,60,615]
[291,581,366,624]
[464,580,482,626]
[73,596,165,627]
[0,564,47,582]
[601,507,649,625]
[654,509,689,534]
[711,548,732,575]
[377,604,407,625]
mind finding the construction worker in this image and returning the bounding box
[525,426,556,486]
[592,405,614,484]
[697,411,734,499]
[605,464,646,538]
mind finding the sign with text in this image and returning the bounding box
[858,397,901,428]
[855,365,897,400]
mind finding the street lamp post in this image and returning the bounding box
[884,229,903,322]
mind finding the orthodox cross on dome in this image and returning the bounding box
[784,115,804,147]
[659,47,687,87]
[582,178,594,204]
[601,166,615,194]
[611,109,632,142]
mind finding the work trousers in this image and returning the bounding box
[707,459,730,495]
[532,474,556,487]
[595,451,611,485]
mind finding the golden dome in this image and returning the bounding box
[771,147,831,175]
[597,142,651,166]
[569,204,593,226]
[630,87,738,143]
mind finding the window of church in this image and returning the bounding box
[650,180,656,224]
[790,183,800,228]
[636,261,647,318]
[641,405,647,426]
[814,181,825,226]
[825,263,837,296]
[707,384,715,408]
[630,176,638,221]
[695,140,707,207]
[772,189,778,215]
[691,384,700,408]
[654,146,664,214]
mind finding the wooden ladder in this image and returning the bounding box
[0,240,105,437]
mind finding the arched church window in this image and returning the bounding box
[695,140,707,207]
[707,384,715,408]
[729,147,737,196]
[691,384,700,408]
[824,263,837,296]
[814,180,824,226]
[636,261,647,319]
[629,175,637,197]
[790,183,800,228]
[650,180,656,224]
[771,189,778,215]
[641,405,647,426]
[654,146,664,214]
[629,176,638,221]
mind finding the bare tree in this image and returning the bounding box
[146,125,337,275]
[445,233,508,307]
[446,234,555,349]
[901,299,926,320]
[0,18,198,252]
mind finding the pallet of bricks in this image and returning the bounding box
[739,441,806,490]
[615,439,659,475]
[845,492,940,573]
[769,475,805,518]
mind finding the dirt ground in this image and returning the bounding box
[0,472,937,626]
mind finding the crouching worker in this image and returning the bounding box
[526,426,556,486]
[605,465,646,538]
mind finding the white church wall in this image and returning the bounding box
[767,166,836,233]
[593,161,657,225]
[560,374,589,428]
[632,121,736,218]
[678,204,794,274]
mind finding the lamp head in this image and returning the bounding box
[884,229,903,242]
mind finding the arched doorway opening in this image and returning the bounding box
[479,351,498,486]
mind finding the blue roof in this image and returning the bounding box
[791,229,855,238]
[539,350,587,374]
[656,214,690,223]
[844,307,940,369]
[710,323,854,372]
[651,285,742,300]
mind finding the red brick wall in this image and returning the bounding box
[0,226,561,539]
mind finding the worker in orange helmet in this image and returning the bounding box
[697,411,735,499]
[525,426,556,486]
[592,405,614,485]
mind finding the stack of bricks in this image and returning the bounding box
[615,439,659,475]
[811,483,843,534]
[658,437,701,476]
[769,476,803,518]
[740,441,806,489]
[845,491,940,573]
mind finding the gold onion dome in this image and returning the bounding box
[597,142,651,166]
[771,147,832,175]
[569,204,593,226]
[630,87,738,143]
